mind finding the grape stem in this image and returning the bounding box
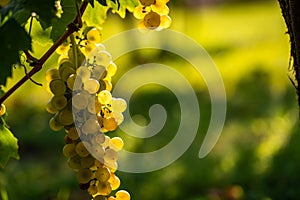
[0,0,89,105]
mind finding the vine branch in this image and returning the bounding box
[0,0,89,105]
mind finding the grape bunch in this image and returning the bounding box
[133,0,172,30]
[45,28,130,200]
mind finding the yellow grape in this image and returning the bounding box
[91,145,105,158]
[85,41,96,56]
[104,149,118,163]
[60,67,76,82]
[151,2,169,15]
[49,117,63,131]
[95,51,111,67]
[72,92,89,110]
[95,166,110,182]
[144,11,161,30]
[159,15,172,29]
[84,78,100,94]
[107,62,117,77]
[76,168,93,183]
[94,133,106,144]
[49,79,66,95]
[112,98,127,113]
[0,104,6,116]
[45,68,60,82]
[77,66,91,82]
[108,173,121,190]
[105,160,118,173]
[76,141,90,157]
[91,65,106,80]
[82,118,100,134]
[113,113,124,125]
[108,197,116,200]
[98,90,112,104]
[58,107,73,126]
[63,143,77,158]
[68,155,82,170]
[139,0,155,6]
[66,126,80,140]
[133,5,148,19]
[115,190,130,200]
[87,28,102,44]
[50,95,67,111]
[56,44,70,55]
[109,137,124,152]
[88,183,98,196]
[101,135,110,149]
[103,117,118,131]
[97,181,112,196]
[104,80,113,92]
[46,100,57,114]
[81,154,95,168]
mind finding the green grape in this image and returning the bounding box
[105,160,118,173]
[81,154,95,168]
[112,98,127,113]
[84,78,100,94]
[144,11,161,30]
[0,104,6,116]
[56,44,70,55]
[139,0,155,6]
[115,190,130,200]
[63,143,77,158]
[95,166,110,182]
[82,118,100,134]
[49,79,66,95]
[77,66,91,82]
[68,155,82,170]
[106,62,117,77]
[104,80,112,92]
[159,14,172,29]
[108,173,121,190]
[87,28,102,44]
[66,126,80,140]
[76,141,91,157]
[88,181,98,195]
[91,145,105,159]
[46,68,60,82]
[85,41,96,56]
[103,117,118,131]
[109,137,124,152]
[60,66,76,82]
[94,133,106,144]
[133,5,148,19]
[49,117,63,131]
[76,168,93,183]
[51,95,68,111]
[113,113,124,125]
[95,51,111,67]
[72,92,89,110]
[91,65,106,80]
[104,149,118,163]
[46,100,57,114]
[58,107,74,126]
[97,181,112,196]
[98,90,112,104]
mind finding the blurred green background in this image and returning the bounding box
[1,0,300,199]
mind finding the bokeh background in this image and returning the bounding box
[1,0,300,199]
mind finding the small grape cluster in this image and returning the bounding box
[133,0,172,30]
[46,28,130,200]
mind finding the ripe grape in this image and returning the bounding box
[104,149,118,163]
[68,155,82,170]
[112,98,127,113]
[103,117,118,131]
[63,143,77,158]
[49,117,63,131]
[76,141,90,157]
[51,95,68,111]
[115,190,131,200]
[82,118,100,134]
[77,66,91,82]
[46,68,60,82]
[139,0,155,6]
[81,154,95,168]
[58,108,74,126]
[66,126,79,140]
[76,168,93,183]
[108,173,121,190]
[88,183,98,195]
[144,11,161,30]
[84,78,100,94]
[98,90,112,104]
[159,15,172,29]
[87,28,102,44]
[109,137,124,152]
[72,92,89,110]
[113,113,124,125]
[95,51,111,67]
[107,62,117,77]
[151,2,169,15]
[95,166,110,182]
[97,181,112,196]
[46,100,57,114]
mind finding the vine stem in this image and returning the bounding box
[0,0,89,105]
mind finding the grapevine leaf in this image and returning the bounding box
[87,0,95,7]
[96,0,107,6]
[50,0,81,41]
[82,2,109,27]
[0,18,31,86]
[0,120,20,168]
[109,0,139,18]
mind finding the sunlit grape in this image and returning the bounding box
[109,137,124,152]
[104,149,118,163]
[107,62,117,77]
[49,117,63,131]
[51,95,68,111]
[159,15,172,29]
[72,92,89,110]
[97,181,112,196]
[151,2,169,15]
[87,28,102,43]
[84,78,100,94]
[63,143,77,158]
[46,100,57,114]
[77,66,91,82]
[144,11,161,30]
[95,166,110,182]
[76,141,91,157]
[95,51,111,67]
[133,5,148,19]
[76,168,93,183]
[108,173,121,190]
[113,113,124,125]
[103,117,118,131]
[98,90,112,104]
[46,68,60,82]
[112,98,127,113]
[115,190,130,200]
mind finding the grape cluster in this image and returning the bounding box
[133,0,172,30]
[46,28,130,200]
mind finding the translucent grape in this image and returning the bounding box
[72,92,89,110]
[91,145,105,158]
[109,137,124,152]
[97,181,112,196]
[95,166,110,182]
[58,108,74,126]
[113,113,124,125]
[85,41,96,56]
[133,5,148,19]
[49,117,63,131]
[108,173,121,190]
[77,66,91,82]
[159,15,172,29]
[88,183,98,195]
[76,141,90,157]
[103,117,118,131]
[46,100,57,114]
[91,65,106,80]
[60,67,76,82]
[105,160,118,173]
[68,155,82,170]
[115,190,130,200]
[98,90,112,104]
[63,143,77,158]
[46,68,60,82]
[84,78,100,94]
[95,51,111,67]
[66,126,79,140]
[107,62,117,77]
[51,95,67,111]
[104,149,118,163]
[144,11,161,30]
[82,118,100,134]
[112,98,127,113]
[151,2,169,15]
[87,28,102,44]
[49,79,66,95]
[76,168,93,183]
[81,154,95,168]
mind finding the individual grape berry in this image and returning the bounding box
[112,98,127,113]
[95,166,110,182]
[98,90,112,104]
[77,66,91,82]
[63,143,77,158]
[87,28,102,44]
[76,141,90,157]
[151,1,169,15]
[58,107,74,126]
[106,62,117,77]
[95,51,112,67]
[103,117,118,131]
[0,104,6,116]
[72,92,89,110]
[76,168,93,183]
[88,180,98,195]
[159,15,172,29]
[84,78,100,94]
[66,126,80,140]
[104,149,118,163]
[82,118,100,134]
[97,181,112,196]
[109,137,124,152]
[144,11,161,30]
[115,190,131,200]
[81,154,95,168]
[68,155,82,170]
[108,173,121,190]
[49,117,63,131]
[45,68,60,82]
[50,95,68,111]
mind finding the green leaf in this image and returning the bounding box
[0,120,19,168]
[87,0,95,7]
[50,0,81,41]
[108,0,139,18]
[82,2,109,27]
[0,18,31,86]
[96,0,107,6]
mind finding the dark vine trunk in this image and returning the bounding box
[278,0,300,117]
